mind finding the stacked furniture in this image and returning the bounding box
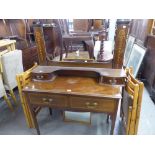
[0,19,39,71]
[141,35,155,101]
[129,19,153,46]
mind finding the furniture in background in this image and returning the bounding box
[33,20,95,64]
[59,19,95,59]
[0,74,14,111]
[113,20,130,69]
[129,19,153,46]
[93,19,103,30]
[97,29,113,62]
[141,35,155,101]
[0,19,39,71]
[126,44,146,77]
[128,19,154,80]
[58,19,94,52]
[90,19,108,41]
[22,65,126,135]
[62,52,94,62]
[150,19,155,35]
[0,39,16,51]
[121,67,144,134]
[73,19,92,32]
[1,50,24,105]
[33,23,62,64]
[0,19,9,39]
[62,34,94,59]
[123,35,135,66]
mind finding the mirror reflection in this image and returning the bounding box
[32,19,115,65]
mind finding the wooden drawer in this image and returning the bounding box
[70,96,116,112]
[28,93,68,108]
[100,76,125,85]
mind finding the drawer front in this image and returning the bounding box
[28,93,68,108]
[70,96,116,112]
[100,76,125,85]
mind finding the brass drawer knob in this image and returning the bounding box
[49,98,53,102]
[36,75,44,80]
[43,98,47,102]
[42,98,53,103]
[109,79,117,84]
[85,102,98,108]
[85,102,90,106]
[93,102,98,106]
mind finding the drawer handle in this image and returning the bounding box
[36,75,44,80]
[86,102,90,106]
[85,102,98,108]
[42,98,53,103]
[93,102,98,106]
[109,79,117,84]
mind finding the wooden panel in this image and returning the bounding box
[33,20,63,63]
[6,19,27,39]
[73,19,89,32]
[33,26,47,64]
[70,96,116,112]
[129,19,153,45]
[113,20,130,68]
[0,19,9,37]
[93,19,103,30]
[22,45,39,71]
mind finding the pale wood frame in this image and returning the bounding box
[16,63,38,128]
[121,67,144,135]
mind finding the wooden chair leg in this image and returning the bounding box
[3,95,14,111]
[9,89,18,105]
[49,108,52,116]
[60,110,63,116]
[106,114,110,123]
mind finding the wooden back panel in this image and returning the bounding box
[73,19,90,32]
[59,19,69,34]
[6,19,27,39]
[93,19,103,30]
[0,20,10,38]
[33,19,63,64]
[129,19,153,45]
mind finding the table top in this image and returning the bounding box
[23,76,122,99]
[0,39,16,47]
